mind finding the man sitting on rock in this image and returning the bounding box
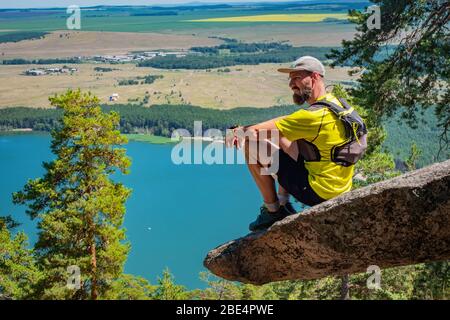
[226,56,366,232]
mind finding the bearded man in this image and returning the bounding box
[226,56,360,232]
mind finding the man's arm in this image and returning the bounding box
[243,116,285,132]
[226,116,286,149]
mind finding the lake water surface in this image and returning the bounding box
[0,133,301,289]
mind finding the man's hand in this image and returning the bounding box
[225,117,283,149]
[225,126,244,149]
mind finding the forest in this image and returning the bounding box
[0,31,48,44]
[0,104,297,136]
[138,46,336,70]
[1,57,82,65]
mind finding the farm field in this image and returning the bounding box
[0,63,356,109]
[0,3,361,109]
[0,4,358,60]
[188,13,348,22]
[0,30,221,59]
[0,3,365,33]
[173,23,356,47]
[0,23,355,60]
[125,134,176,144]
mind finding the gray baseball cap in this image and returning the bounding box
[278,56,326,77]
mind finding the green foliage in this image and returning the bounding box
[354,151,399,187]
[152,268,188,300]
[190,272,278,300]
[383,107,448,168]
[125,134,175,144]
[328,0,449,151]
[138,47,338,70]
[405,143,422,171]
[12,90,132,300]
[118,79,140,86]
[94,67,117,73]
[191,41,292,54]
[102,274,156,300]
[189,263,449,300]
[142,74,164,84]
[0,216,42,300]
[0,31,48,44]
[1,58,81,65]
[117,75,163,86]
[412,262,450,299]
[0,215,20,230]
[0,104,299,138]
[0,107,62,132]
[192,272,242,300]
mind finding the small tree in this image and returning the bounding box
[405,142,422,171]
[152,268,188,300]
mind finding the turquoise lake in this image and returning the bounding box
[0,133,302,289]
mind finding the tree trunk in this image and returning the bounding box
[340,274,350,300]
[90,226,98,300]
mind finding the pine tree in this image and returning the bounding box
[152,268,188,300]
[328,0,449,149]
[13,90,131,300]
[102,274,156,300]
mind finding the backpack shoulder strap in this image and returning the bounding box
[337,97,352,110]
[312,99,355,118]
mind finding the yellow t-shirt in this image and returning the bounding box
[275,93,354,200]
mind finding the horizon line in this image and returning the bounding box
[0,1,368,11]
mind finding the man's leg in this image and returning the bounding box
[244,136,299,206]
[244,137,301,231]
[244,139,278,208]
[244,139,285,231]
[277,137,298,212]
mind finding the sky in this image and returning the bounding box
[0,0,315,9]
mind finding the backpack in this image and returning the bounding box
[297,97,368,167]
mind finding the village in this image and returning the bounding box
[22,50,191,76]
[90,50,190,64]
[24,66,78,76]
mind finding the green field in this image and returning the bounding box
[125,134,178,144]
[0,13,349,33]
[0,4,361,34]
[188,13,348,23]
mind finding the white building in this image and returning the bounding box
[25,69,46,76]
[109,93,120,102]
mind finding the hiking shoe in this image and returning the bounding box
[249,206,288,232]
[282,202,297,216]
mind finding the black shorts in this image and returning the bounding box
[276,149,325,207]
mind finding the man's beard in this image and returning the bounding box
[293,87,312,106]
